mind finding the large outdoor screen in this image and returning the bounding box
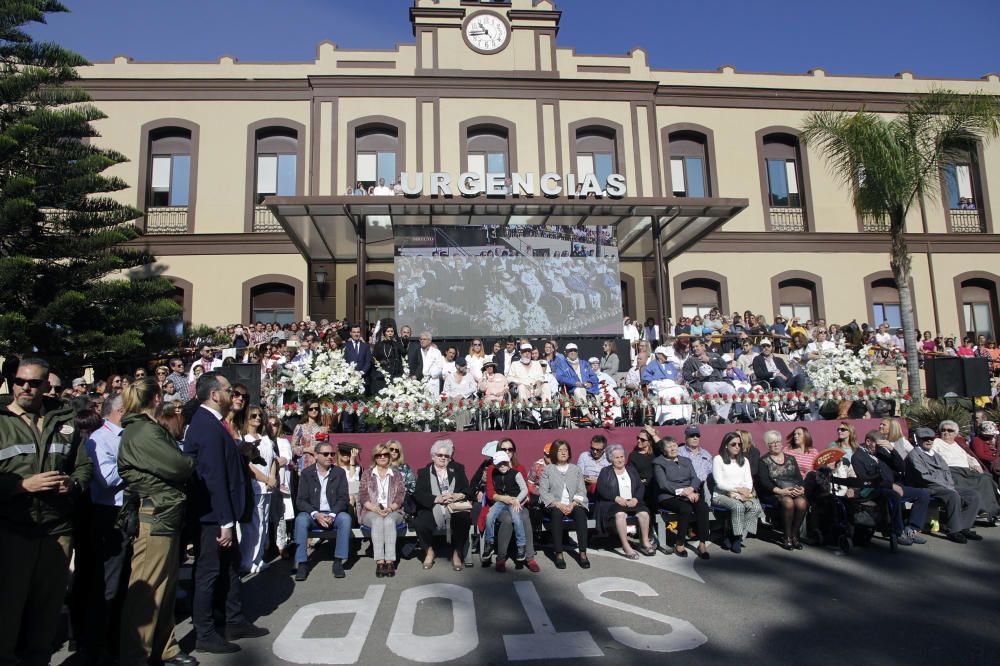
[394,225,623,337]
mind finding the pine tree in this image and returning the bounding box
[0,1,180,371]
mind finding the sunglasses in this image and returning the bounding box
[375,452,390,458]
[499,447,514,452]
[837,427,849,432]
[727,441,742,447]
[435,453,451,459]
[941,429,957,433]
[316,452,335,457]
[14,377,45,388]
[308,406,320,412]
[233,391,248,398]
[590,447,605,453]
[249,414,262,419]
[636,436,650,442]
[389,447,401,453]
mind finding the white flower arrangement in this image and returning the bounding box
[280,350,365,415]
[804,343,879,394]
[370,360,438,431]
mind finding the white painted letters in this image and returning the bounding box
[503,581,604,660]
[272,585,385,664]
[386,583,479,663]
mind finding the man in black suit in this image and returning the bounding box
[184,372,267,654]
[342,324,372,432]
[751,338,806,391]
[292,440,352,581]
[493,337,517,376]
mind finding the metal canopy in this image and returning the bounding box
[265,195,749,262]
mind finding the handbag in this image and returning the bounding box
[447,500,473,513]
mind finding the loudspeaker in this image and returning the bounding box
[217,363,261,406]
[925,357,990,398]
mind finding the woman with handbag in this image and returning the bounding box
[359,443,405,578]
[757,430,808,550]
[413,439,471,571]
[117,378,196,666]
[711,432,763,554]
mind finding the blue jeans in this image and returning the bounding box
[294,511,352,563]
[484,502,525,546]
[872,486,931,535]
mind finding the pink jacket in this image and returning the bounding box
[358,466,406,523]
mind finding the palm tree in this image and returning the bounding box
[801,90,1000,401]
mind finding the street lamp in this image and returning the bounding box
[314,266,328,285]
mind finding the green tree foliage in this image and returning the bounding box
[802,90,1000,401]
[0,1,180,370]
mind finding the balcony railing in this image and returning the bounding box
[769,207,806,232]
[950,209,986,233]
[253,205,284,233]
[862,217,891,233]
[144,207,188,234]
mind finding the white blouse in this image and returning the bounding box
[615,469,633,500]
[711,456,753,493]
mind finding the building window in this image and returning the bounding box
[365,279,394,325]
[762,135,803,208]
[255,128,298,204]
[251,283,296,325]
[870,277,902,329]
[355,126,399,191]
[575,128,617,189]
[777,278,819,322]
[942,146,987,233]
[467,126,509,182]
[667,131,710,197]
[148,128,192,207]
[959,278,998,339]
[679,278,722,318]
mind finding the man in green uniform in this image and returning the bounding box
[0,358,92,666]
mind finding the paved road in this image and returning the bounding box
[56,528,1000,665]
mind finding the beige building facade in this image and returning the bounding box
[82,0,1000,340]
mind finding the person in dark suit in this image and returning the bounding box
[371,324,404,397]
[751,338,806,390]
[183,372,267,655]
[493,337,518,376]
[413,440,471,571]
[342,324,372,432]
[292,439,352,581]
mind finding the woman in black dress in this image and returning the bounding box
[371,324,403,396]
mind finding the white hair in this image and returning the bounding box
[430,438,454,457]
[605,443,626,462]
[938,420,959,434]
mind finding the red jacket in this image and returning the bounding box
[971,436,1000,474]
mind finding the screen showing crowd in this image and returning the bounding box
[394,225,623,337]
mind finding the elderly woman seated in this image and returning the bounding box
[757,429,807,550]
[653,436,710,559]
[933,420,1000,522]
[594,443,656,559]
[538,440,591,569]
[413,439,472,571]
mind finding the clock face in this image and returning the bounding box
[464,12,510,54]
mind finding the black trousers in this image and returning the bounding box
[547,506,589,553]
[341,412,367,433]
[79,504,130,660]
[192,524,246,640]
[659,495,710,542]
[414,509,471,555]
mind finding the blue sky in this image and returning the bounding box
[29,0,999,78]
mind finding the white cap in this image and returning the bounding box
[72,377,86,388]
[520,343,533,351]
[565,343,578,351]
[653,346,670,357]
[588,357,600,364]
[492,451,511,465]
[722,354,734,363]
[760,338,773,346]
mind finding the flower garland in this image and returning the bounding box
[272,350,365,418]
[805,343,879,394]
[369,360,438,431]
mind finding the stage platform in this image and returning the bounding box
[327,419,882,468]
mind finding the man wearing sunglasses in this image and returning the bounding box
[0,358,92,666]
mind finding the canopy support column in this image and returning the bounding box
[651,215,668,329]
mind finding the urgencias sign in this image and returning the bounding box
[397,172,627,198]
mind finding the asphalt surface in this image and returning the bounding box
[55,525,1000,665]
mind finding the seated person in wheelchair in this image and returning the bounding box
[624,350,649,391]
[507,344,550,402]
[477,360,509,402]
[552,343,600,400]
[852,429,929,546]
[722,354,753,392]
[751,338,806,391]
[641,346,691,425]
[682,337,737,422]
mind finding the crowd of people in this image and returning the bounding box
[3,349,999,666]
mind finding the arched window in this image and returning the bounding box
[148,128,192,208]
[757,128,813,232]
[251,283,296,325]
[365,279,394,325]
[254,128,298,204]
[355,125,399,191]
[679,278,722,318]
[956,275,998,339]
[575,127,617,188]
[667,131,710,197]
[466,126,509,182]
[776,277,820,321]
[942,143,988,233]
[870,277,902,329]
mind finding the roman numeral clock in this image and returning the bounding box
[462,11,512,54]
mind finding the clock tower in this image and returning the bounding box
[409,0,561,75]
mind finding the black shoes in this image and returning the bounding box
[579,553,591,569]
[482,541,495,559]
[947,531,968,544]
[554,555,567,569]
[163,653,199,666]
[332,559,346,578]
[961,529,983,541]
[194,635,240,654]
[295,563,308,581]
[225,622,269,641]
